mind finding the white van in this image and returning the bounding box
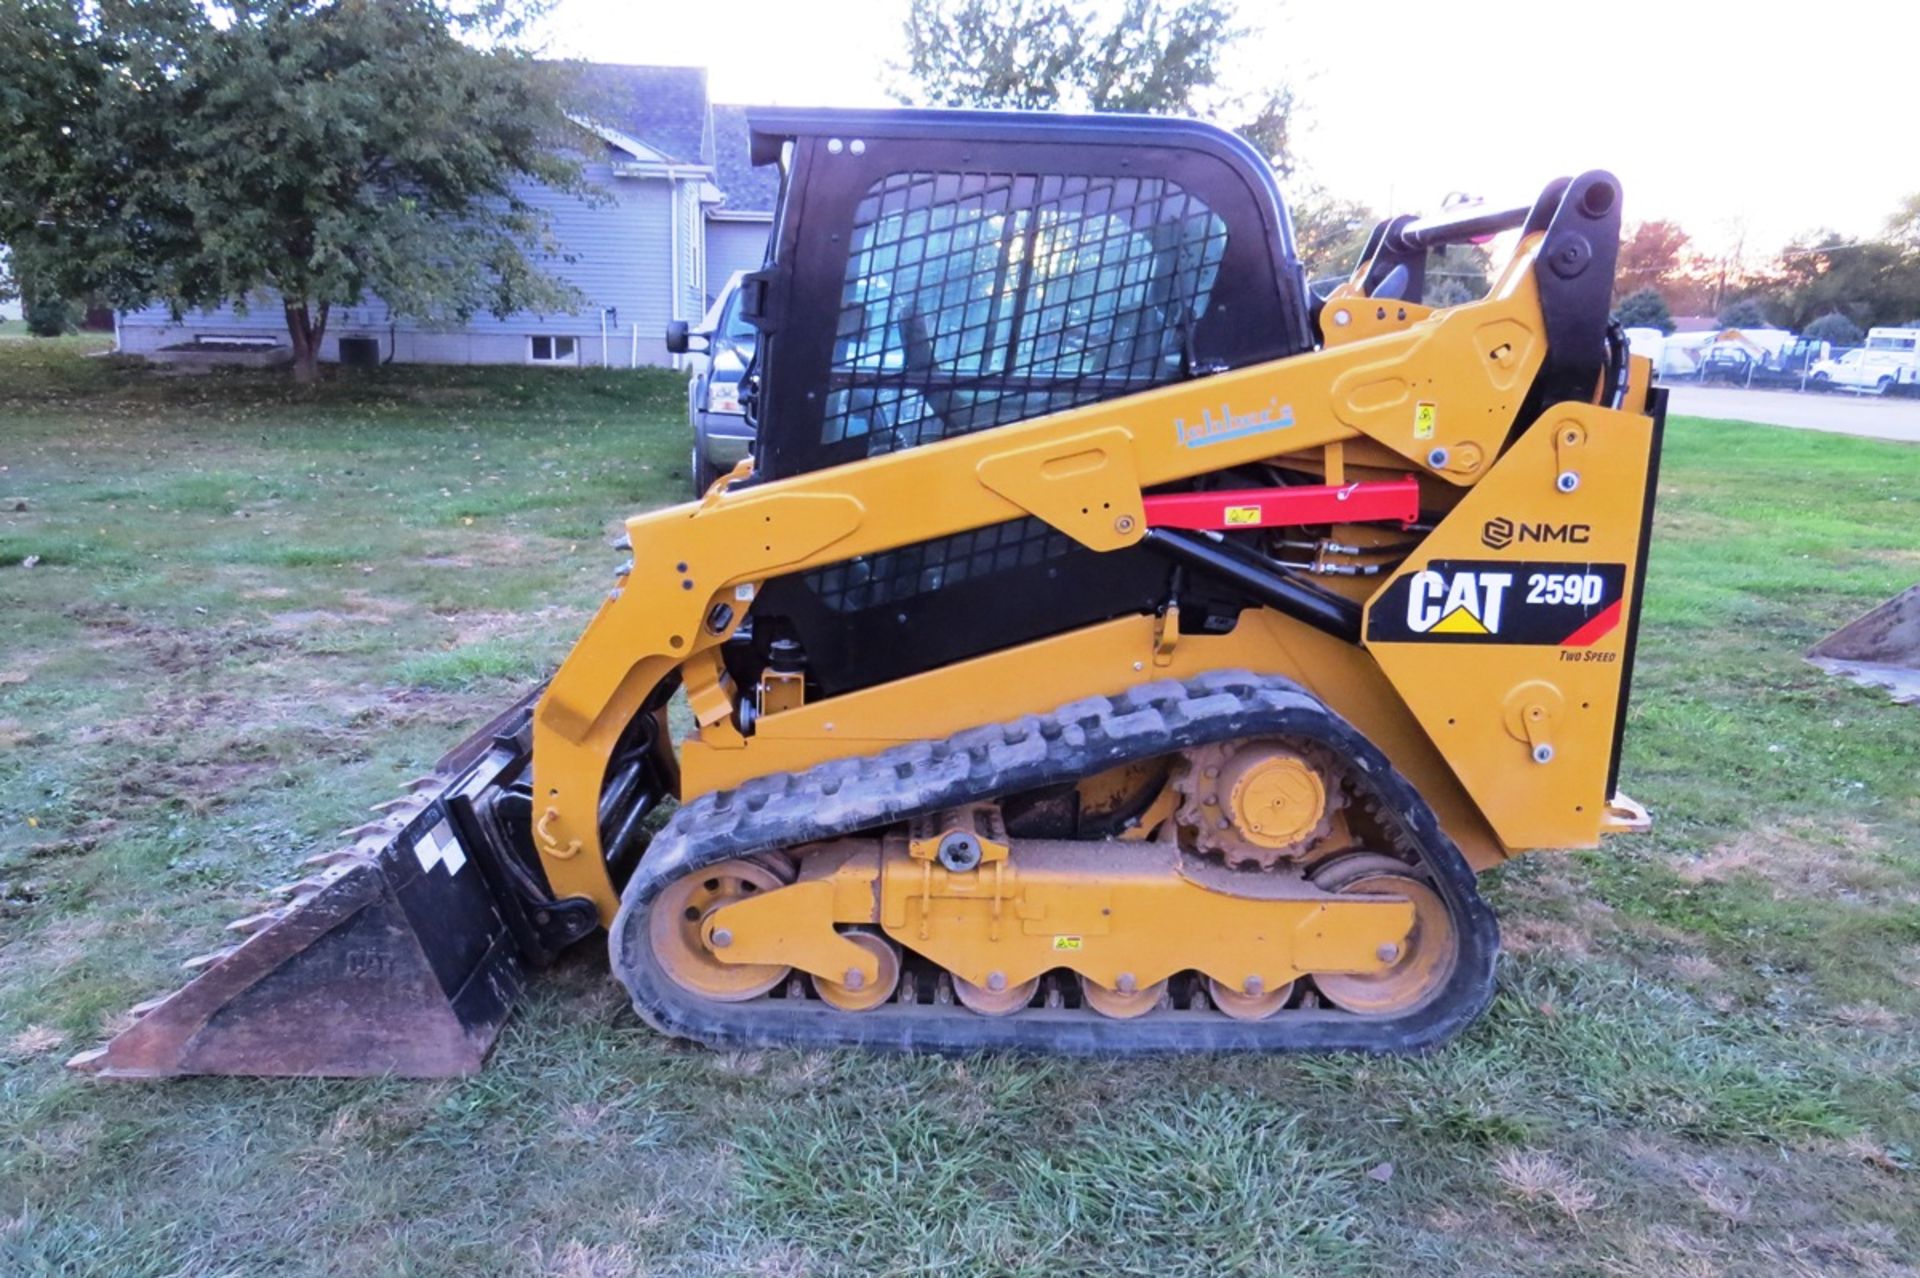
[1864,328,1920,382]
[1809,328,1920,394]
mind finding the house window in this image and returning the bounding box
[529,335,579,365]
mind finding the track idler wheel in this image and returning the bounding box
[1308,852,1457,1015]
[811,930,901,1012]
[650,858,794,1002]
[1079,975,1169,1020]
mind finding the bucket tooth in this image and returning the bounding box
[303,848,365,869]
[225,909,284,935]
[128,996,170,1019]
[371,796,421,815]
[271,875,333,899]
[182,946,238,971]
[343,819,397,841]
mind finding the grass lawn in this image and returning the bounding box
[2,338,1916,1276]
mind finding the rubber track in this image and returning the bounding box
[610,671,1500,1054]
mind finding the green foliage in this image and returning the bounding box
[0,1,588,381]
[1614,287,1675,334]
[1759,196,1920,332]
[895,0,1298,174]
[1425,243,1493,307]
[1717,297,1771,329]
[1292,187,1377,280]
[23,292,75,337]
[1804,312,1864,346]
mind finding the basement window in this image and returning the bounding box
[529,335,579,365]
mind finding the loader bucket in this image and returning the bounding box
[69,701,548,1079]
[1807,586,1920,706]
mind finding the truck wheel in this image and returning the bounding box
[1876,376,1895,396]
[691,446,717,498]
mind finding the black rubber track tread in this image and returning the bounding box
[610,671,1500,1054]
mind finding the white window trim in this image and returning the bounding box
[528,335,580,366]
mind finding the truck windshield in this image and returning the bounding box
[717,291,757,352]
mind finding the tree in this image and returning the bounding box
[1764,232,1920,332]
[1290,188,1377,281]
[1887,192,1920,252]
[895,0,1298,174]
[1424,245,1492,308]
[1717,297,1770,330]
[3,240,76,335]
[0,1,587,382]
[898,0,1085,110]
[1614,220,1689,304]
[1614,287,1674,334]
[1804,313,1864,347]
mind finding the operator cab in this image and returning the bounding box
[735,108,1315,482]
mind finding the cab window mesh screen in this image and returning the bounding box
[823,170,1228,456]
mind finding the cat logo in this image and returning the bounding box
[1367,558,1629,647]
[1404,569,1512,635]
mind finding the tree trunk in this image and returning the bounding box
[285,300,330,384]
[285,301,317,384]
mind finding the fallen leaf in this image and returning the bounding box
[1367,1161,1395,1183]
[20,555,39,568]
[0,671,27,686]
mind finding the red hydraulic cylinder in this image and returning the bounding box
[1140,478,1419,532]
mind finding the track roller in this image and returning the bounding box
[953,973,1040,1016]
[811,931,901,1011]
[1080,975,1168,1019]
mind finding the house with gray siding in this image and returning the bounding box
[116,65,774,370]
[705,104,779,288]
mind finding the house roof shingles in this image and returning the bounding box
[577,64,711,166]
[711,104,780,214]
[571,64,778,214]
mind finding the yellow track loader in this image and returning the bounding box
[74,108,1664,1076]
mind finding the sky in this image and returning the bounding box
[542,0,1915,262]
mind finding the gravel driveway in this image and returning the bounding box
[1664,384,1920,443]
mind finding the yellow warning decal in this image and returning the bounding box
[1413,401,1438,439]
[1224,505,1262,525]
[1052,936,1083,952]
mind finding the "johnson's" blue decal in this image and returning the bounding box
[1174,399,1296,448]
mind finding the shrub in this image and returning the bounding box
[24,292,75,337]
[1804,313,1864,346]
[1614,287,1674,334]
[1717,297,1770,329]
